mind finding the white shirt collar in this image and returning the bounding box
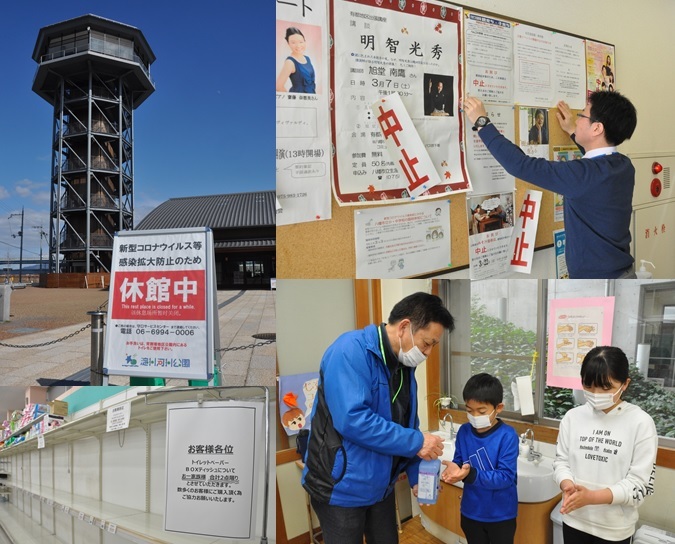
[583,145,617,159]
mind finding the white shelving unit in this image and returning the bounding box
[2,412,65,442]
[0,387,273,544]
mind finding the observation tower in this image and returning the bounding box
[32,14,155,273]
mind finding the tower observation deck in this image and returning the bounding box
[32,14,155,273]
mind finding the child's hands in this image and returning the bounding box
[559,484,595,514]
[441,461,470,484]
[560,479,576,511]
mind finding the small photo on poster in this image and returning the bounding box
[276,21,322,94]
[523,107,549,145]
[467,193,514,236]
[423,73,455,117]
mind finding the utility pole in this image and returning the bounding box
[33,225,48,274]
[8,207,24,283]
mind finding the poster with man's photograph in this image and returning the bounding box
[467,192,515,280]
[424,73,455,117]
[519,107,549,158]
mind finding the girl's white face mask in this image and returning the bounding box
[583,387,624,411]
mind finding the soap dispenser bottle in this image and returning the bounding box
[636,260,655,279]
[417,459,442,505]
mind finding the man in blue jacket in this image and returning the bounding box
[463,91,637,279]
[302,292,455,544]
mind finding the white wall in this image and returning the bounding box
[276,279,356,376]
[458,0,675,158]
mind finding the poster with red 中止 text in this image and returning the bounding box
[508,189,542,275]
[331,0,470,205]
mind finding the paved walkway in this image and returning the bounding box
[0,290,276,386]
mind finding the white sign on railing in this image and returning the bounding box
[104,227,218,381]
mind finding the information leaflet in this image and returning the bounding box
[164,401,262,539]
[104,228,217,380]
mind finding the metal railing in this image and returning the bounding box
[38,36,153,84]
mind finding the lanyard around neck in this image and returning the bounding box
[377,325,404,404]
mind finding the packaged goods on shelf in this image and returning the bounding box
[49,400,68,417]
[18,404,49,428]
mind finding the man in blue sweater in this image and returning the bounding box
[463,91,638,278]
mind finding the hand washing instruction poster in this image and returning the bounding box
[547,297,615,389]
[331,0,470,204]
[354,199,450,278]
[104,228,218,381]
[165,400,262,539]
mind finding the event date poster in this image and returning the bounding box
[331,0,470,205]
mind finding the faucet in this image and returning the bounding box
[520,428,542,462]
[441,413,455,438]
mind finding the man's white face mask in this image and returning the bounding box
[398,325,426,368]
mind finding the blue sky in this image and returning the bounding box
[0,1,273,266]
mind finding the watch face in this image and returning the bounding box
[477,117,488,126]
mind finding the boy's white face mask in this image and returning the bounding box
[583,387,624,411]
[467,409,495,429]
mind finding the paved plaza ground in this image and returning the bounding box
[0,286,276,386]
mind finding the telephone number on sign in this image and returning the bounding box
[134,328,195,336]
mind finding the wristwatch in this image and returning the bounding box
[472,116,491,131]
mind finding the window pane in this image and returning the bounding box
[542,280,608,420]
[542,280,675,440]
[447,280,538,414]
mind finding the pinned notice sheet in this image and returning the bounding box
[512,376,535,416]
[372,92,443,199]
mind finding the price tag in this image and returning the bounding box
[37,435,45,449]
[88,515,94,525]
[97,519,106,529]
[64,506,70,514]
[107,523,117,534]
[78,512,85,521]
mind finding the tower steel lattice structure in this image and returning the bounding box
[32,14,155,273]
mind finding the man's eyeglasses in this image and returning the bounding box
[577,113,596,122]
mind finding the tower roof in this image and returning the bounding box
[32,14,156,107]
[32,14,155,64]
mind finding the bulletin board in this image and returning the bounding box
[276,2,615,279]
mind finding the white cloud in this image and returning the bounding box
[134,194,165,225]
[14,179,50,204]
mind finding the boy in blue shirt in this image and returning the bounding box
[441,373,519,544]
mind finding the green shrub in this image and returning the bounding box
[469,299,675,437]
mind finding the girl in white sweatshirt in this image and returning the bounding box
[553,346,657,543]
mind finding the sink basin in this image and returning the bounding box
[517,456,560,503]
[431,431,455,463]
[430,431,463,487]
